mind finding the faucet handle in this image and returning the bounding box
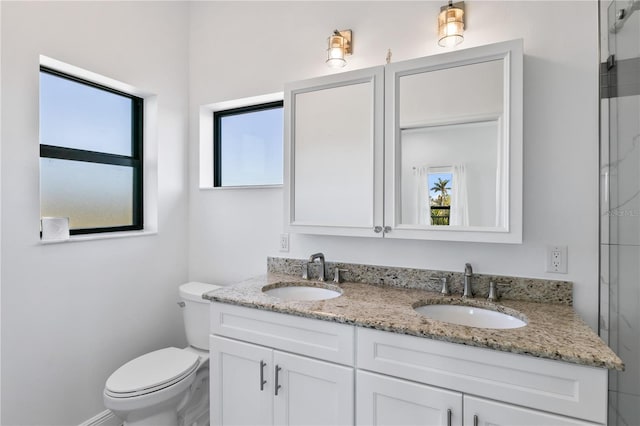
[333,268,348,283]
[487,281,498,301]
[429,277,450,295]
[487,282,508,301]
[439,277,450,295]
[301,262,310,280]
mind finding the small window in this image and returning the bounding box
[428,170,452,226]
[39,66,143,235]
[213,101,283,187]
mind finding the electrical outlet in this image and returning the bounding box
[546,245,568,273]
[279,233,289,252]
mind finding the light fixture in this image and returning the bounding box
[438,1,465,48]
[326,29,352,68]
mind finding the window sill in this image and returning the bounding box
[39,229,157,245]
[199,184,283,191]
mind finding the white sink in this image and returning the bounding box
[263,283,342,301]
[414,304,527,329]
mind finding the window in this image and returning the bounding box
[428,169,453,226]
[213,101,283,187]
[39,66,143,235]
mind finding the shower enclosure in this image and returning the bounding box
[600,0,640,424]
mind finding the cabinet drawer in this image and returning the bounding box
[357,328,607,424]
[211,302,355,366]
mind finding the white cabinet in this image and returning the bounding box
[211,335,354,426]
[210,303,608,426]
[284,39,523,243]
[210,336,272,426]
[463,396,600,426]
[356,370,601,426]
[357,328,607,425]
[383,39,523,243]
[357,370,462,426]
[273,351,353,426]
[210,303,355,426]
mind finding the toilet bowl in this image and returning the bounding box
[104,282,220,426]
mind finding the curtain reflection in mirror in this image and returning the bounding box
[450,164,469,226]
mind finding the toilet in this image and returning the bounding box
[104,282,221,426]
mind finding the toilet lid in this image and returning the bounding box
[106,347,199,395]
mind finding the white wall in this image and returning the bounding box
[1,2,190,425]
[188,1,600,329]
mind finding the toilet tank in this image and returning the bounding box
[179,282,222,350]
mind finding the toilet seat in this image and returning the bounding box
[105,347,199,398]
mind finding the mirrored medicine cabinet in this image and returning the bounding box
[284,39,523,243]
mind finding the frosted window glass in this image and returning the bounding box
[219,107,283,186]
[40,158,133,229]
[39,71,133,156]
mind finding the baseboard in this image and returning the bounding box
[78,410,121,426]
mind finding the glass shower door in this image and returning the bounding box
[600,1,640,425]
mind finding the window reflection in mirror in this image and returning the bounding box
[427,169,452,226]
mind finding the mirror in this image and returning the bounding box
[294,81,374,226]
[399,60,505,228]
[385,39,522,243]
[284,66,385,237]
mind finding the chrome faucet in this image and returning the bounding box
[463,263,473,298]
[309,253,326,281]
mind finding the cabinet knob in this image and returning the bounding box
[374,226,383,233]
[383,226,392,233]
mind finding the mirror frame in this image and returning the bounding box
[384,39,523,243]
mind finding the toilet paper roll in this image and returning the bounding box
[41,217,70,241]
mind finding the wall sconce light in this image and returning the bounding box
[326,29,353,68]
[438,1,465,48]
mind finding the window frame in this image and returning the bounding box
[39,66,144,235]
[213,100,284,188]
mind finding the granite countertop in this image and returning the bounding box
[205,273,624,371]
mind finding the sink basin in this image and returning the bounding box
[262,283,342,301]
[414,303,527,329]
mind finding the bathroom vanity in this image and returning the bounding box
[205,259,623,426]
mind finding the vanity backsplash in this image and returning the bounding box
[267,257,572,305]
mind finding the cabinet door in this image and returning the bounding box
[383,39,523,243]
[210,336,273,426]
[463,396,602,426]
[284,66,384,238]
[357,371,462,426]
[273,351,354,426]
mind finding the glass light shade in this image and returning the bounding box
[438,6,464,47]
[326,34,347,68]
